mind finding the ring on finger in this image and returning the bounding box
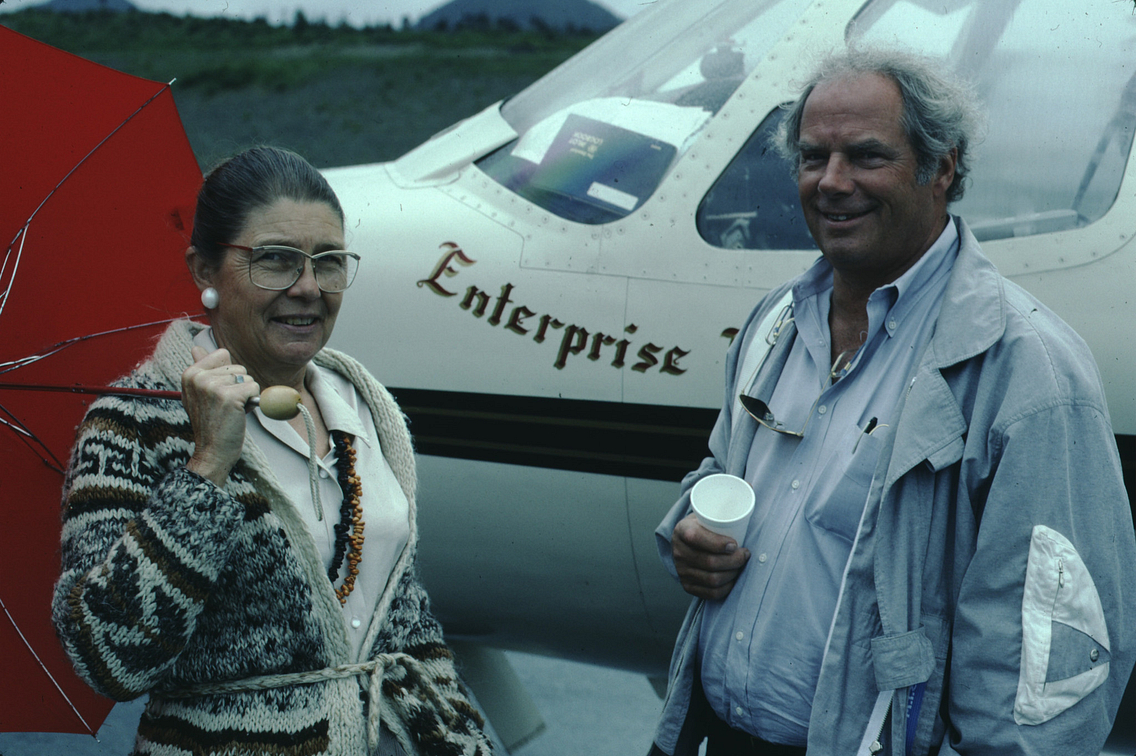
[235,374,245,384]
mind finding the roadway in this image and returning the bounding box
[0,651,664,756]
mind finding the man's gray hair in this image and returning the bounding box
[775,47,984,203]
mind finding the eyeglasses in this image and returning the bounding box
[219,243,360,293]
[739,350,854,438]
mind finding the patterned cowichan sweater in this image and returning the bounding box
[52,319,492,756]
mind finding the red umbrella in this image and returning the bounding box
[0,26,203,735]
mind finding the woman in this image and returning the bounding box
[52,146,492,756]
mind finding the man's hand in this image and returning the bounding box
[672,512,750,600]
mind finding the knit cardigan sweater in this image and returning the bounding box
[52,320,492,756]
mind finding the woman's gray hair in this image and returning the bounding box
[774,47,984,203]
[191,146,345,266]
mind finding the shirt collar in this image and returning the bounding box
[304,363,368,441]
[885,215,959,305]
[793,215,960,310]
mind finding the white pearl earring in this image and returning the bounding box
[201,287,220,309]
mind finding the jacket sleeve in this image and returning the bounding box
[944,400,1136,755]
[370,558,494,755]
[51,398,247,701]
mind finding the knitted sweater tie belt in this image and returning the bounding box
[159,653,457,754]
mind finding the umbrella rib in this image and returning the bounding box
[0,315,190,374]
[0,225,29,317]
[0,314,195,475]
[0,405,66,474]
[0,594,98,738]
[1,79,177,320]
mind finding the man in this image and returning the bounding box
[650,47,1135,756]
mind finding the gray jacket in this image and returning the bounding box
[653,218,1136,755]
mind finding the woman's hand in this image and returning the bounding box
[182,346,260,487]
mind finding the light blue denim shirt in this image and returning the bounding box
[698,219,960,744]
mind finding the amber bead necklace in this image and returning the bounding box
[328,430,364,605]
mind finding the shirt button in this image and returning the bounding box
[791,479,800,490]
[735,631,744,641]
[758,553,768,563]
[319,469,330,479]
[351,617,362,629]
[736,706,745,716]
[817,405,827,415]
[888,319,898,330]
[1090,648,1100,662]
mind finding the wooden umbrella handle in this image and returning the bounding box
[251,385,302,420]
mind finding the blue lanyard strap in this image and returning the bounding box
[905,682,927,756]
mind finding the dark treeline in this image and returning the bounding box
[425,11,610,36]
[1,8,601,168]
[1,7,600,52]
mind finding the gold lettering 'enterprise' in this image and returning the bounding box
[417,243,689,374]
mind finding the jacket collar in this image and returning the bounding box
[875,216,1007,489]
[925,216,1006,369]
[881,215,1007,481]
[868,216,1010,653]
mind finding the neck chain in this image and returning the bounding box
[328,430,364,605]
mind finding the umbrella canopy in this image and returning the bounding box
[0,26,203,735]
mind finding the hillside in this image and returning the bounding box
[43,0,138,11]
[1,9,601,170]
[419,0,622,32]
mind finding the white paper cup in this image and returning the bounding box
[690,473,755,544]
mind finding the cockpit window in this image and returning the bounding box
[697,107,815,250]
[476,0,814,224]
[850,0,1136,241]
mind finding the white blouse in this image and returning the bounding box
[194,329,411,660]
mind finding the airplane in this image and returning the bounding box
[320,0,1136,750]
